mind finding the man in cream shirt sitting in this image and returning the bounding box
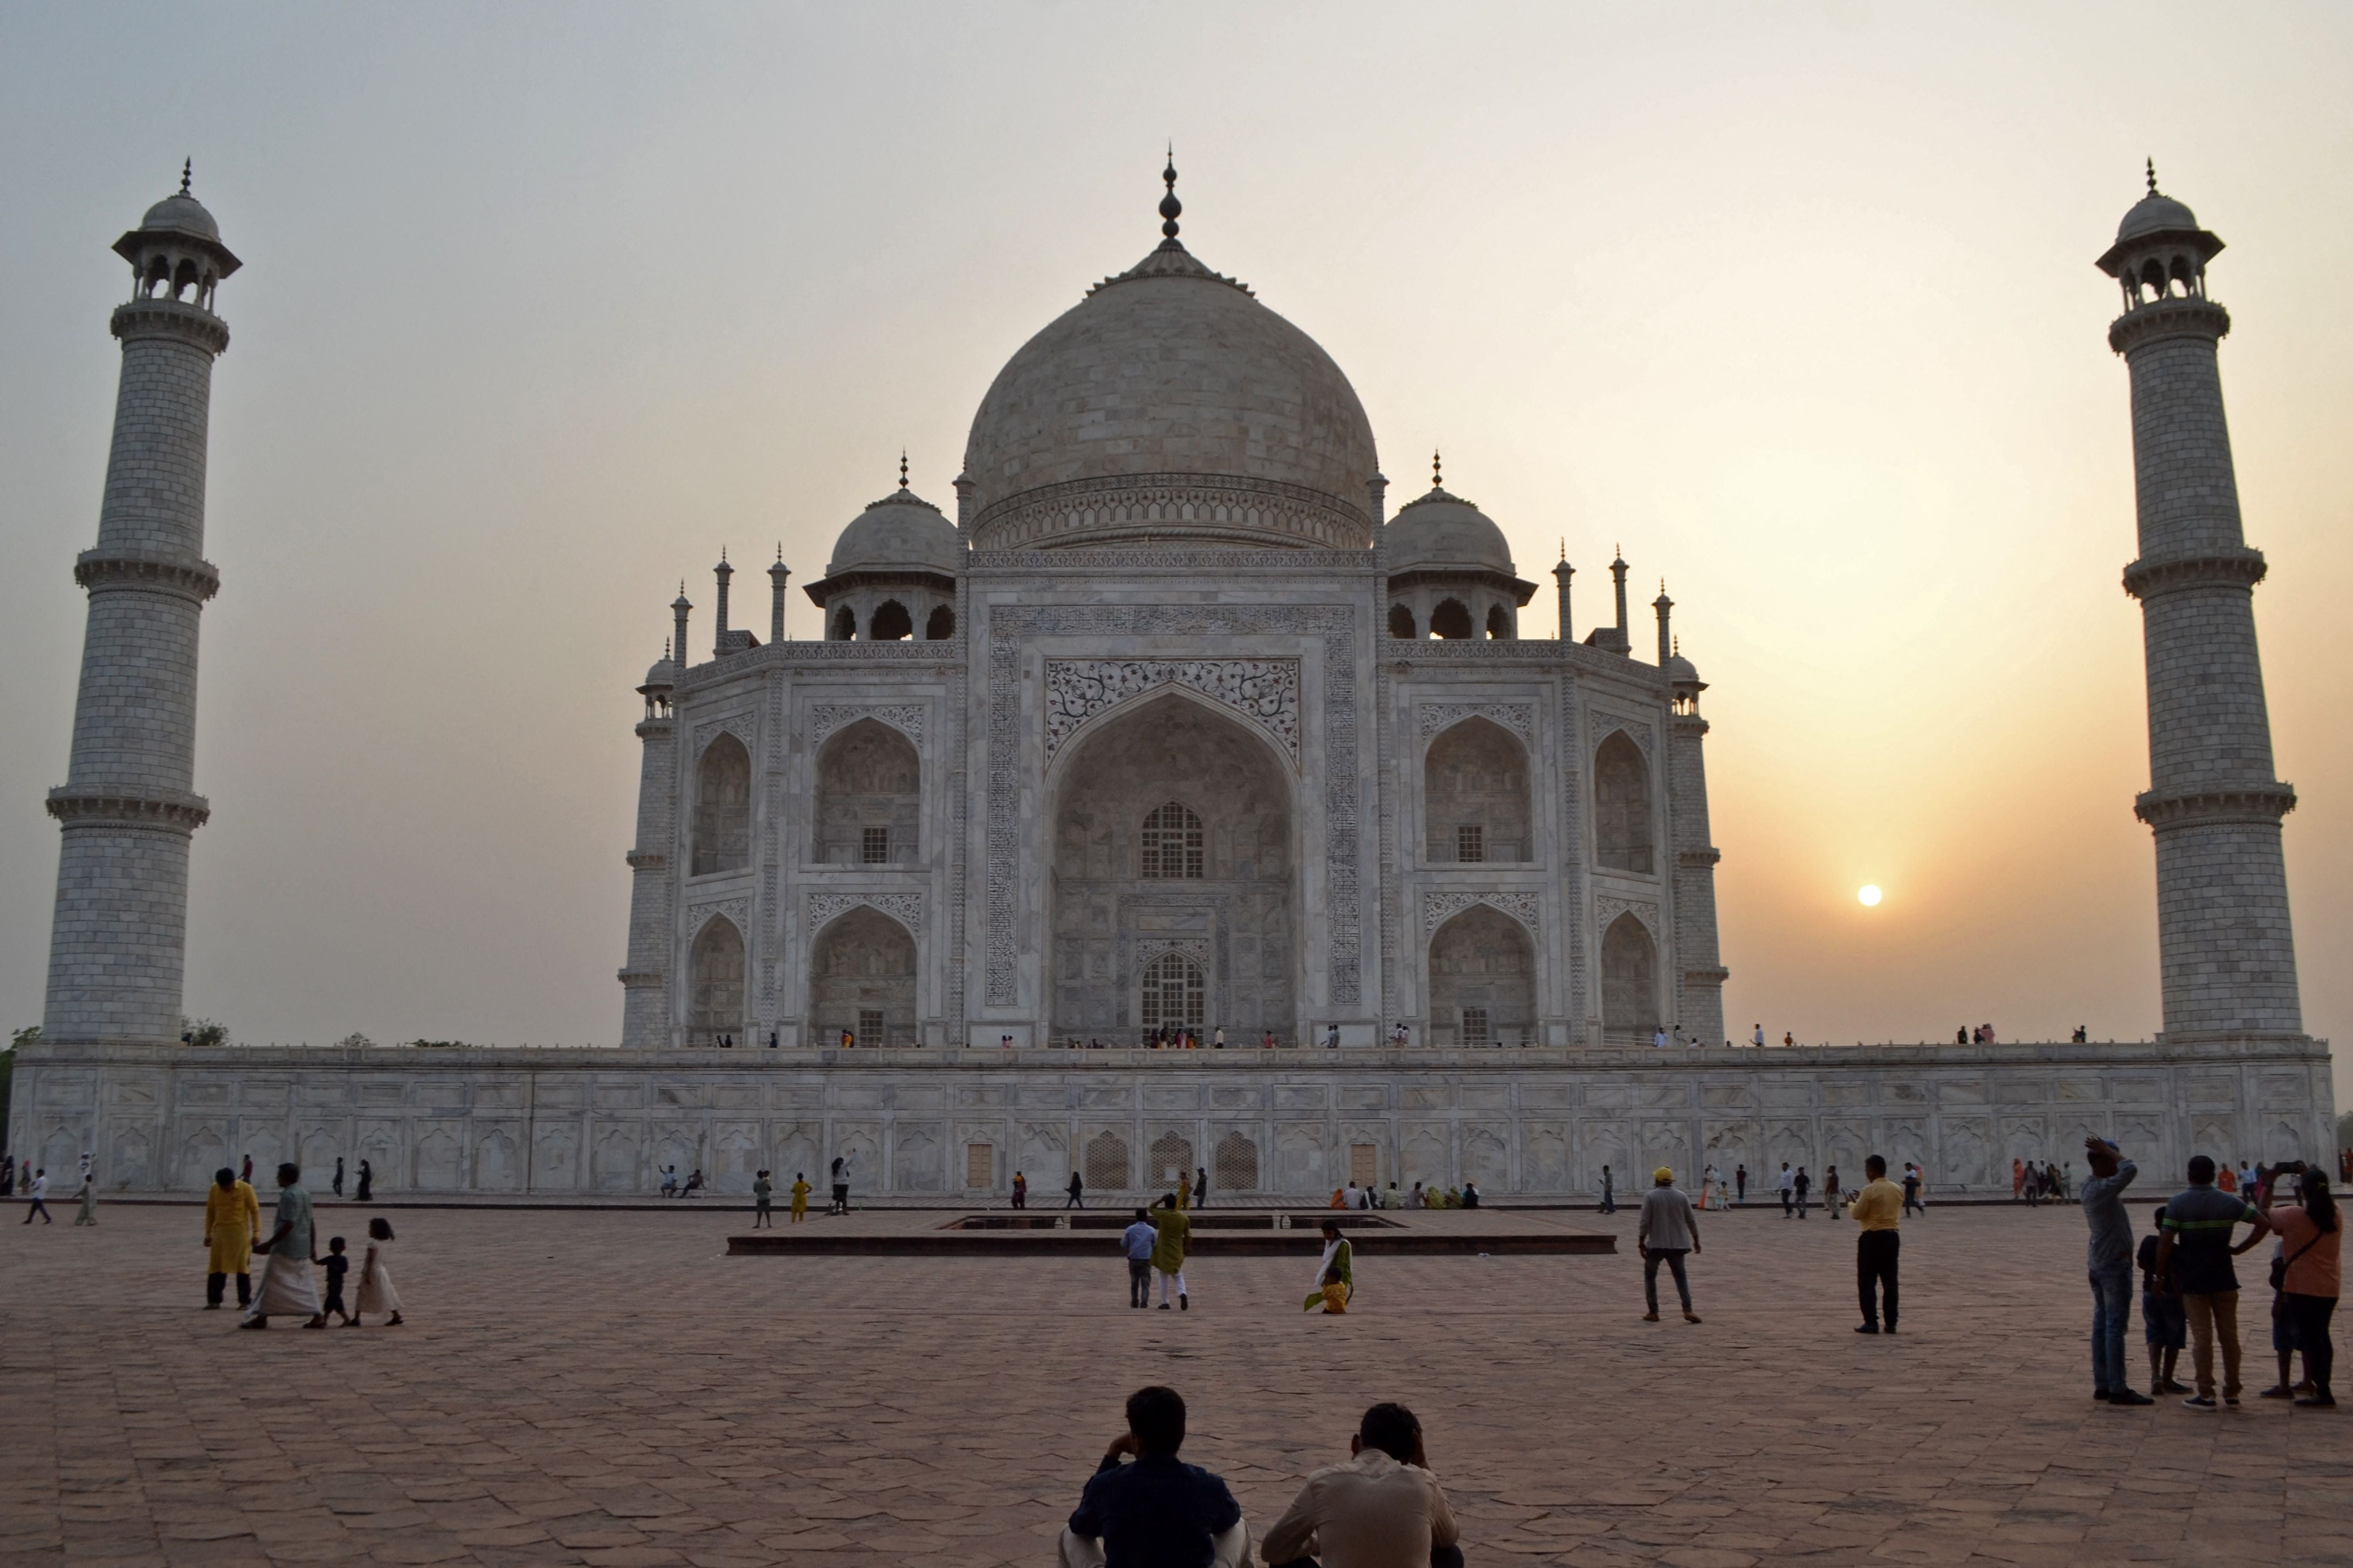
[1261,1402,1462,1568]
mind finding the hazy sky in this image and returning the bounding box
[2,4,2347,1075]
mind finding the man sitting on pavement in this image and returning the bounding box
[1061,1385,1247,1568]
[1261,1401,1463,1568]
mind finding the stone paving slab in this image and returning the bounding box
[2,1199,2347,1566]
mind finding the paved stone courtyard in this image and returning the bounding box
[2,1198,2347,1567]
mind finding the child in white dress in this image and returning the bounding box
[352,1216,404,1327]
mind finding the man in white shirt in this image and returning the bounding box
[1752,1024,1766,1048]
[1778,1163,1796,1218]
[1262,1402,1460,1568]
[21,1169,52,1224]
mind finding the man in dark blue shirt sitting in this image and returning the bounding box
[1061,1385,1247,1568]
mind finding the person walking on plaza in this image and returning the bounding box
[1122,1207,1157,1309]
[1150,1192,1191,1310]
[1903,1163,1927,1217]
[355,1158,373,1203]
[1305,1220,1354,1313]
[332,1156,345,1199]
[1778,1162,1795,1218]
[242,1163,326,1330]
[2155,1154,2271,1408]
[2081,1137,2152,1404]
[202,1166,258,1308]
[1599,1165,1614,1215]
[21,1169,50,1224]
[1638,1166,1703,1324]
[1851,1155,1903,1334]
[1793,1166,1811,1219]
[2013,1158,2025,1200]
[2258,1162,2341,1407]
[1012,1170,1028,1209]
[1194,1166,1208,1210]
[317,1236,354,1325]
[1067,1169,1085,1210]
[830,1156,850,1215]
[73,1173,98,1226]
[240,1153,252,1185]
[1736,1164,1747,1204]
[352,1216,403,1327]
[789,1171,811,1222]
[751,1169,774,1228]
[1261,1402,1463,1568]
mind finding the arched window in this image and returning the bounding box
[1139,800,1204,879]
[1213,1130,1260,1192]
[1594,731,1653,874]
[1485,604,1512,640]
[869,600,913,641]
[810,906,917,1048]
[1148,1131,1195,1189]
[1085,1131,1131,1191]
[1428,905,1535,1049]
[830,605,856,641]
[1139,952,1206,1037]
[814,719,920,865]
[1425,717,1531,863]
[1388,604,1416,640]
[691,733,752,875]
[1429,599,1474,640]
[925,604,957,640]
[689,916,745,1046]
[1601,911,1656,1036]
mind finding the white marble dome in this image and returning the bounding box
[139,192,221,241]
[825,488,960,577]
[960,239,1380,550]
[1383,487,1516,576]
[2117,190,2199,242]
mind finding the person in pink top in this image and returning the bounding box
[2262,1163,2342,1408]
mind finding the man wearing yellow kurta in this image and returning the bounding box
[789,1173,811,1223]
[203,1167,260,1309]
[1148,1193,1192,1310]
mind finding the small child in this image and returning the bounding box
[353,1217,403,1327]
[317,1236,354,1325]
[1315,1266,1349,1315]
[2139,1218,2187,1396]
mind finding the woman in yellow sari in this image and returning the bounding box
[203,1166,260,1309]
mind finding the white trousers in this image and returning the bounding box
[1059,1521,1247,1568]
[1159,1268,1188,1302]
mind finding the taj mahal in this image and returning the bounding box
[8,160,2332,1200]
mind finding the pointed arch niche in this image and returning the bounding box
[692,733,751,875]
[1049,692,1296,1045]
[1427,904,1535,1048]
[813,717,920,865]
[1594,730,1653,874]
[809,905,917,1048]
[1425,716,1531,863]
[1600,910,1657,1039]
[688,916,745,1045]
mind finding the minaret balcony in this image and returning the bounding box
[2134,783,2297,830]
[2122,547,2266,601]
[2108,295,2229,355]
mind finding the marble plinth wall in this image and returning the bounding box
[10,1040,2330,1200]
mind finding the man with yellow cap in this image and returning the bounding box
[1638,1165,1703,1323]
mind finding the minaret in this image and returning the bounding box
[1662,638,1726,1046]
[2098,166,2301,1041]
[672,584,692,673]
[1552,544,1573,641]
[1653,581,1673,665]
[42,167,239,1046]
[618,639,679,1047]
[768,548,790,644]
[711,550,732,655]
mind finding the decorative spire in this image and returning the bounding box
[1559,537,1567,562]
[2146,156,2158,195]
[1432,448,1442,490]
[180,158,192,197]
[1159,146,1181,241]
[899,450,910,489]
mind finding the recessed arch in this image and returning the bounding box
[869,600,913,641]
[1600,910,1657,1038]
[1594,730,1653,874]
[1430,598,1475,640]
[1428,903,1535,1048]
[1425,716,1530,864]
[1140,800,1205,880]
[1388,603,1416,640]
[1139,951,1206,1036]
[809,905,916,1048]
[1049,692,1295,1046]
[813,717,920,865]
[830,604,856,641]
[925,604,957,640]
[688,915,745,1046]
[691,733,752,875]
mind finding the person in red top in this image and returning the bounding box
[2261,1164,2342,1408]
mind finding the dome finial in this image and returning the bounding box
[180,157,192,197]
[1432,448,1442,489]
[899,449,909,489]
[1159,144,1181,240]
[2146,156,2158,195]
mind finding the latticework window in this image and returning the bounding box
[1456,824,1484,863]
[1149,1132,1195,1189]
[1139,801,1204,879]
[1139,953,1205,1035]
[1213,1131,1260,1192]
[862,826,890,864]
[1085,1131,1131,1191]
[1461,1006,1491,1048]
[857,1008,884,1045]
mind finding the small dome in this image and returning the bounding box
[2117,191,2198,243]
[825,489,961,578]
[140,192,220,241]
[640,654,678,690]
[1663,652,1702,685]
[1384,487,1515,576]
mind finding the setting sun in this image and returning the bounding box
[1858,885,1883,907]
